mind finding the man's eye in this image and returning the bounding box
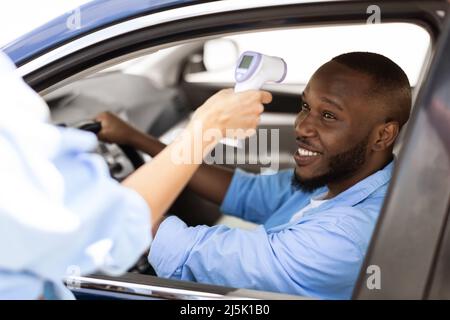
[323,111,336,120]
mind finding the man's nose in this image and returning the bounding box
[295,111,318,138]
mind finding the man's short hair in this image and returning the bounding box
[331,52,412,128]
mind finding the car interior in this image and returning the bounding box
[44,22,432,227]
[34,15,437,298]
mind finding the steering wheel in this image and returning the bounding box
[78,121,145,170]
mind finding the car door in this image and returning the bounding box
[353,12,450,300]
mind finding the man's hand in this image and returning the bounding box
[95,112,139,145]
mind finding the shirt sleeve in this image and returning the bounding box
[149,215,364,299]
[220,169,295,224]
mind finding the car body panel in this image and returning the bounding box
[1,0,200,66]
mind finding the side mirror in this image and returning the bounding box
[203,38,239,71]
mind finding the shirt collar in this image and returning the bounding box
[307,160,394,209]
[268,161,395,232]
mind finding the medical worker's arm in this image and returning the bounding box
[118,89,272,226]
[96,112,235,205]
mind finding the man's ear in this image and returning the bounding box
[372,121,399,151]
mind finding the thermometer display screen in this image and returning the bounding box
[239,55,253,69]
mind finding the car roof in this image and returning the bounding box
[3,0,443,68]
[1,0,201,66]
[2,0,381,67]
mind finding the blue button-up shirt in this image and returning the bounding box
[149,162,393,299]
[0,52,151,299]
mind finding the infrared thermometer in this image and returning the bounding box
[221,51,286,148]
[234,51,287,92]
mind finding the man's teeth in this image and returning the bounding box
[298,147,320,156]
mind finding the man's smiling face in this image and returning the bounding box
[292,60,379,192]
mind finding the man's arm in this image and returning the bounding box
[149,215,363,299]
[96,112,234,205]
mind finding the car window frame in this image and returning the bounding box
[19,1,445,93]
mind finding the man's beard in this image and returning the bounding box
[292,135,369,193]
